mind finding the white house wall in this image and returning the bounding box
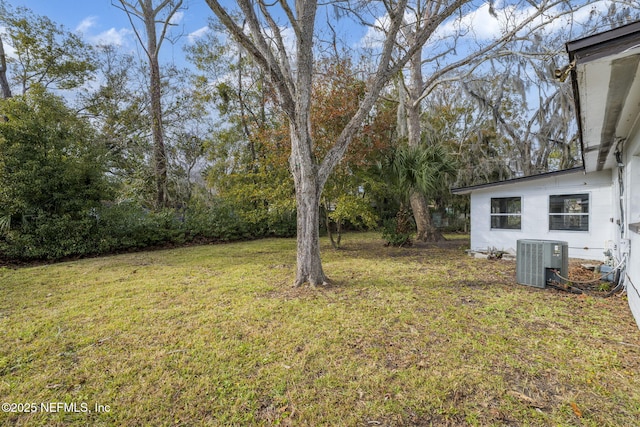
[623,126,640,327]
[469,170,614,260]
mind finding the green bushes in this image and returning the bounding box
[0,88,112,261]
[0,206,174,260]
[1,213,98,260]
[0,201,297,262]
[93,203,184,252]
[381,208,414,247]
[182,202,251,242]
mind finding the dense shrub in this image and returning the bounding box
[0,205,182,260]
[182,202,251,242]
[183,200,296,241]
[267,210,297,237]
[0,200,298,262]
[0,88,295,261]
[381,209,414,247]
[94,203,185,251]
[0,213,98,260]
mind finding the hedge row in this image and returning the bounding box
[0,202,296,261]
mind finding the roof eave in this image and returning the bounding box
[450,167,585,195]
[566,20,640,173]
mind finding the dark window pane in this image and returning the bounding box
[491,197,521,230]
[549,214,589,231]
[549,194,589,214]
[549,194,589,231]
[491,197,521,214]
[491,215,521,229]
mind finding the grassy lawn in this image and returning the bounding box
[1,233,639,426]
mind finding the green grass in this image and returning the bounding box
[1,233,639,426]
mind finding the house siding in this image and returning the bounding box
[623,125,640,327]
[469,170,614,260]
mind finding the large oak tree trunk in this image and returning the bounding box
[405,48,443,242]
[290,127,328,287]
[294,182,327,286]
[206,0,437,285]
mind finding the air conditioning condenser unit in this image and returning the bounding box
[516,239,568,288]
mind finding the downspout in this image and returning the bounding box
[615,139,626,239]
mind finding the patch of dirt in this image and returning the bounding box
[549,260,616,296]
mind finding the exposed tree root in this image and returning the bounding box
[292,275,332,288]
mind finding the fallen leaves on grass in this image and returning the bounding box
[571,401,583,418]
[508,390,546,409]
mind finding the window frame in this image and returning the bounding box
[548,193,590,232]
[490,196,522,230]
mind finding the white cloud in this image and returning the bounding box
[279,26,297,55]
[170,11,184,26]
[357,15,391,50]
[355,5,505,51]
[76,16,98,35]
[258,25,297,60]
[88,28,133,47]
[538,1,611,35]
[435,2,518,42]
[187,26,210,44]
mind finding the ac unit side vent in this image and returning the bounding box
[516,239,568,288]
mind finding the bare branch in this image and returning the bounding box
[278,0,301,37]
[205,0,296,116]
[112,0,143,17]
[156,0,184,56]
[417,1,586,102]
[257,0,295,94]
[116,1,151,58]
[319,0,409,185]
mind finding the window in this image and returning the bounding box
[549,194,589,231]
[490,197,521,229]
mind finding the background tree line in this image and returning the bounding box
[0,0,638,263]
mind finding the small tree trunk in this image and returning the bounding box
[150,58,168,209]
[0,36,11,98]
[119,0,180,210]
[410,191,444,242]
[324,201,338,250]
[145,12,168,210]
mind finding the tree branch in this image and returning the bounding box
[155,0,184,56]
[418,0,584,105]
[318,0,409,186]
[205,0,297,118]
[257,0,295,96]
[116,1,151,58]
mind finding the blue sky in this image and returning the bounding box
[6,0,218,66]
[2,0,618,78]
[3,0,370,70]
